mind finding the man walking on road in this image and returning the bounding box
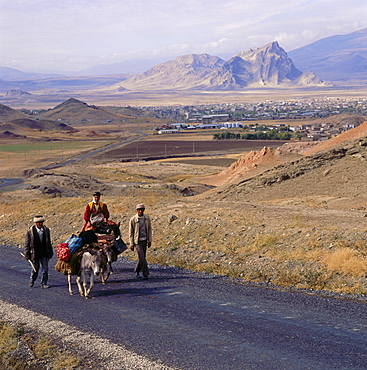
[129,204,152,280]
[24,215,53,288]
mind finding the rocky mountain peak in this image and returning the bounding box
[236,41,283,59]
[4,90,32,97]
[119,41,319,91]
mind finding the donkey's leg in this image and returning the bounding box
[68,274,73,295]
[76,274,84,297]
[109,261,114,274]
[101,266,110,285]
[85,273,94,298]
[101,268,107,285]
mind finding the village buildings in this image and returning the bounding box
[150,96,367,141]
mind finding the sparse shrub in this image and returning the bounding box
[273,269,301,287]
[52,352,81,370]
[0,323,28,370]
[0,324,18,355]
[301,270,328,290]
[323,247,367,276]
[307,235,323,249]
[247,268,271,283]
[352,239,367,255]
[253,234,279,249]
[33,334,55,359]
[0,322,81,370]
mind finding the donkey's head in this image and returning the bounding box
[85,249,102,276]
[101,243,114,263]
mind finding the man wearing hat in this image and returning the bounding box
[129,204,152,279]
[24,215,53,288]
[83,191,110,231]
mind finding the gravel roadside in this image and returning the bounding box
[0,300,176,370]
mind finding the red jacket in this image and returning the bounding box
[84,201,109,222]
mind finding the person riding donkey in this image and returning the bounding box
[83,192,109,231]
[82,191,120,237]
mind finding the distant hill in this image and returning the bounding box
[118,42,328,91]
[35,98,130,126]
[289,28,367,81]
[0,75,131,95]
[311,113,366,128]
[4,90,32,98]
[0,103,75,134]
[0,103,29,123]
[0,66,64,80]
[0,118,73,134]
[0,130,26,138]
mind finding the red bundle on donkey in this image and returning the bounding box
[55,243,106,298]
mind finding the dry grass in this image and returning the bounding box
[0,322,81,370]
[323,247,367,276]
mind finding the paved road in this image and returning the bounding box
[0,177,23,189]
[1,243,367,369]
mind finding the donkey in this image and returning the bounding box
[99,242,117,284]
[68,249,102,298]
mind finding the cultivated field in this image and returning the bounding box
[92,138,287,162]
[0,138,115,174]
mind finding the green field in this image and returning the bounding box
[0,139,114,172]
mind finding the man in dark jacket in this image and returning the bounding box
[24,215,53,288]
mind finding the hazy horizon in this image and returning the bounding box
[1,0,367,74]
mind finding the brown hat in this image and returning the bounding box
[136,203,145,210]
[33,215,45,223]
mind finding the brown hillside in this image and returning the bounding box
[211,136,367,209]
[205,115,367,189]
[202,147,301,187]
[313,113,365,128]
[0,130,25,138]
[303,119,367,155]
[0,104,29,123]
[35,98,129,126]
[0,118,73,133]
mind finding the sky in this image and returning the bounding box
[1,0,367,74]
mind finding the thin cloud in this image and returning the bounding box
[0,0,366,72]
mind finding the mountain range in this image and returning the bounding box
[289,27,367,81]
[0,27,366,95]
[117,41,329,91]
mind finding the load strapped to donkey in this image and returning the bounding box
[55,217,127,295]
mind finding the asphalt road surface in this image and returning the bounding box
[1,244,367,369]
